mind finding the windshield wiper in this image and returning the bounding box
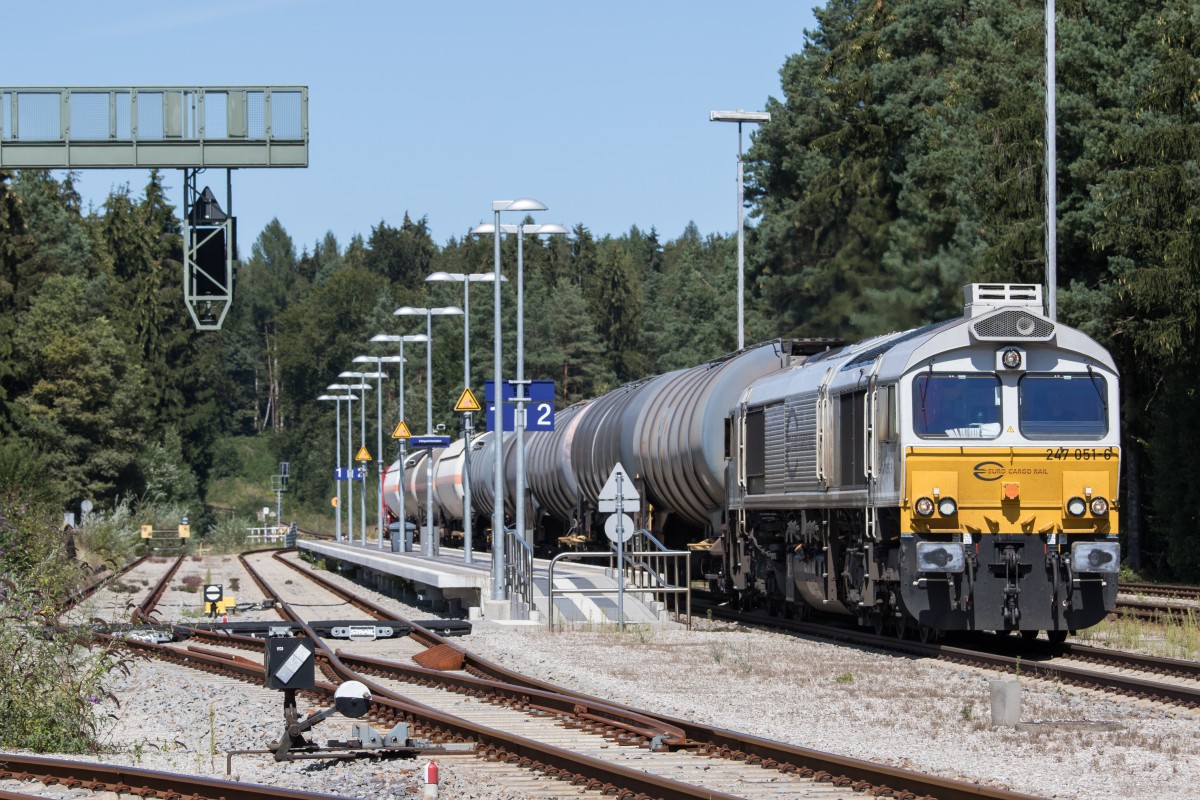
[1086,366,1108,415]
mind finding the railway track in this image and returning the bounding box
[218,550,1045,800]
[692,594,1200,709]
[0,754,348,800]
[1122,582,1200,602]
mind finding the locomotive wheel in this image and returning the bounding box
[893,616,910,640]
[782,601,796,620]
[1020,630,1040,641]
[871,614,886,636]
[917,623,940,643]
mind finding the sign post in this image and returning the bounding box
[599,463,640,630]
[455,388,482,564]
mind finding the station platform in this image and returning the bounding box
[297,538,681,627]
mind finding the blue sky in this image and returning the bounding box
[6,1,820,252]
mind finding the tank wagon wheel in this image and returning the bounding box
[917,623,940,643]
[871,613,886,636]
[782,601,797,620]
[893,616,910,640]
[1047,630,1069,644]
[1020,630,1040,641]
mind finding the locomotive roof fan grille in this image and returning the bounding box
[964,283,1055,341]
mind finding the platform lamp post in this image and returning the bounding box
[472,199,549,604]
[425,271,506,565]
[353,356,396,550]
[709,109,770,350]
[370,333,427,552]
[326,382,363,543]
[394,305,464,558]
[318,392,353,541]
[337,378,373,546]
[340,372,383,548]
[469,222,567,561]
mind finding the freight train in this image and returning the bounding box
[382,284,1121,639]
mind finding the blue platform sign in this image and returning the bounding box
[336,467,366,481]
[484,380,556,432]
[409,435,452,449]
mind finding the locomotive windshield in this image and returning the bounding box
[1018,373,1108,438]
[914,374,1002,438]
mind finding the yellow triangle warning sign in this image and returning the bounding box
[355,446,371,462]
[391,420,412,439]
[455,387,482,413]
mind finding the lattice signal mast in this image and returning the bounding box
[0,86,308,329]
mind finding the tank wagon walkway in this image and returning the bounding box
[297,539,675,626]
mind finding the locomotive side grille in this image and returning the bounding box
[971,310,1055,341]
[764,394,819,493]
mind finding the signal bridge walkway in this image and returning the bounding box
[297,538,682,627]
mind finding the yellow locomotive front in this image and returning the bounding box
[898,359,1121,637]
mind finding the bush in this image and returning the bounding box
[0,492,130,752]
[203,515,253,554]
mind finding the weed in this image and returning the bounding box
[707,640,727,664]
[961,703,974,721]
[836,671,853,684]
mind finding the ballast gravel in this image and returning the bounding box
[18,555,1200,800]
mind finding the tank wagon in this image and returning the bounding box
[382,284,1121,638]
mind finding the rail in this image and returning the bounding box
[547,529,691,629]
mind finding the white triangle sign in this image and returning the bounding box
[598,462,640,512]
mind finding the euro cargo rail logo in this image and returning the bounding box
[973,461,1050,481]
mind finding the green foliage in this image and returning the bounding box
[203,514,254,555]
[0,492,129,753]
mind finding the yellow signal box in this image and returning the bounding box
[178,524,191,538]
[140,525,153,539]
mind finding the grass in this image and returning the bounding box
[1075,607,1200,660]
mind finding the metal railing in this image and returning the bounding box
[546,529,691,629]
[504,525,535,613]
[245,526,289,546]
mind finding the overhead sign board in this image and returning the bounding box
[598,462,641,512]
[409,435,451,449]
[484,380,555,432]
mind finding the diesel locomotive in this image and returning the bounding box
[382,284,1121,638]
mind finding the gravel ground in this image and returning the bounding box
[16,554,1200,799]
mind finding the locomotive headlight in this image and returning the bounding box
[914,497,935,517]
[1066,496,1087,517]
[1001,347,1023,369]
[937,497,958,517]
[1090,496,1110,516]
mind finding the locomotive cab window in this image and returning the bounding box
[913,373,1001,438]
[1018,373,1108,438]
